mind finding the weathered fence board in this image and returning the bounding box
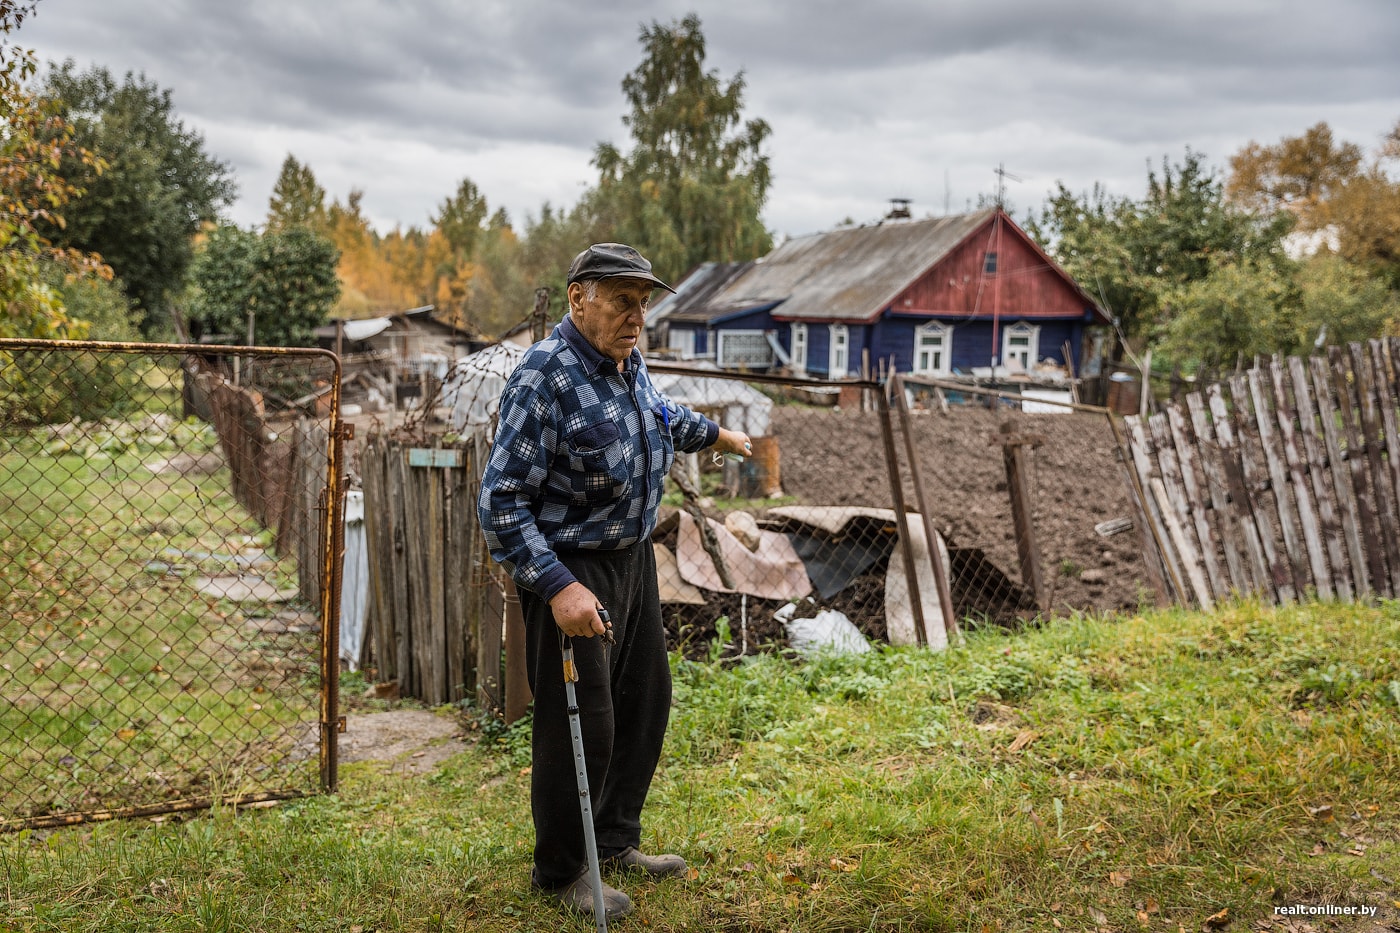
[1268,359,1332,598]
[1205,386,1278,600]
[1164,404,1228,598]
[1328,347,1387,595]
[1287,356,1351,601]
[357,435,503,706]
[1127,345,1400,608]
[1308,355,1368,598]
[1184,393,1255,596]
[1130,415,1214,609]
[1370,340,1400,594]
[1226,375,1298,601]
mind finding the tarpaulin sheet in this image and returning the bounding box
[655,542,706,605]
[787,526,894,601]
[676,511,811,600]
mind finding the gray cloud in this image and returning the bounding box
[21,0,1400,239]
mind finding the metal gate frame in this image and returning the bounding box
[0,339,347,830]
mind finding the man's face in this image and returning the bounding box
[568,277,654,365]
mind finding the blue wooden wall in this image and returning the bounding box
[669,310,1089,375]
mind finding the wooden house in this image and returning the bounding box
[648,208,1110,378]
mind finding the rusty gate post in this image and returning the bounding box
[891,375,960,644]
[877,381,929,646]
[999,420,1046,612]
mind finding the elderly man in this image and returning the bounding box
[479,243,751,919]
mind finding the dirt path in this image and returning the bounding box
[338,710,469,773]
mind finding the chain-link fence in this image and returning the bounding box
[897,375,1159,623]
[645,365,949,657]
[348,356,1159,721]
[0,340,345,830]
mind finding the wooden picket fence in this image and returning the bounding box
[198,367,330,605]
[358,433,505,707]
[1122,340,1400,609]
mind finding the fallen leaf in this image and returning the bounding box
[1347,847,1366,857]
[1306,804,1334,822]
[782,872,803,885]
[1089,907,1108,924]
[1203,907,1229,929]
[518,766,531,776]
[116,728,137,741]
[685,867,701,881]
[740,862,756,873]
[1110,870,1132,887]
[829,857,858,872]
[1008,730,1039,752]
[1052,920,1062,929]
[1309,844,1325,856]
[1050,903,1063,912]
[1145,896,1160,914]
[1137,910,1150,926]
[765,851,778,865]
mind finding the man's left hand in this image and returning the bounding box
[714,428,752,458]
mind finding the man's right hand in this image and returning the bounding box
[549,581,608,638]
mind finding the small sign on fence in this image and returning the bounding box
[408,448,464,469]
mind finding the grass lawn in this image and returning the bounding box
[1,601,1396,931]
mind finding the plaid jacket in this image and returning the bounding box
[478,316,718,600]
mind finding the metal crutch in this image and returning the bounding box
[561,606,615,932]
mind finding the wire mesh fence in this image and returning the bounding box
[897,375,1158,623]
[0,340,344,829]
[347,354,1158,720]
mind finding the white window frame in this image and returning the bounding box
[828,324,849,377]
[913,322,953,376]
[790,323,808,373]
[669,327,695,360]
[716,329,774,369]
[1002,322,1040,371]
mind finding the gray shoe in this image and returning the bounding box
[601,846,688,878]
[533,868,634,919]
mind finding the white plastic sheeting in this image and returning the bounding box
[444,343,528,429]
[648,365,772,436]
[339,490,369,671]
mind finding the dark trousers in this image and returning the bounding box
[518,540,672,887]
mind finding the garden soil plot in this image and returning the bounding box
[769,405,1152,615]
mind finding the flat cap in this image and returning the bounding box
[566,243,675,293]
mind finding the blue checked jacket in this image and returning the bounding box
[478,316,718,600]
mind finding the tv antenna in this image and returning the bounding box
[994,163,1021,208]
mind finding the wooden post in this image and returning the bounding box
[892,374,960,644]
[999,421,1046,611]
[476,571,504,714]
[876,384,929,646]
[503,578,531,724]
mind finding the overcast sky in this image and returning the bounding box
[20,0,1400,241]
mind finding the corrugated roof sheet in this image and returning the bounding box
[705,210,996,322]
[648,261,756,324]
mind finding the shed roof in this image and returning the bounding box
[648,260,757,324]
